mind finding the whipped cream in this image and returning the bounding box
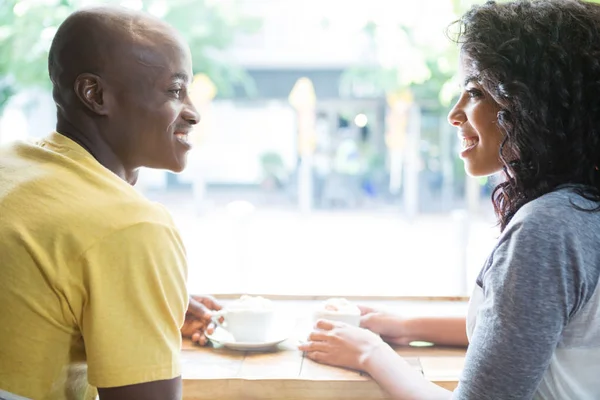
[227,295,273,312]
[317,298,360,316]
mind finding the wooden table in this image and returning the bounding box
[182,300,467,400]
[180,300,467,400]
[182,339,465,400]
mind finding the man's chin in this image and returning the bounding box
[164,153,189,173]
[144,159,187,174]
[166,160,187,174]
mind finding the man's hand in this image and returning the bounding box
[181,295,223,346]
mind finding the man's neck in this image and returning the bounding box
[56,117,139,185]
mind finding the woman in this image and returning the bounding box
[299,1,600,398]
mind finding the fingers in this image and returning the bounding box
[304,351,328,364]
[187,297,212,321]
[205,322,216,335]
[298,340,328,352]
[191,332,208,346]
[381,335,412,346]
[181,319,205,338]
[359,314,372,329]
[356,305,375,316]
[300,329,337,352]
[307,330,330,342]
[315,319,343,331]
[191,294,223,311]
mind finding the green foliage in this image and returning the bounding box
[0,78,15,113]
[259,151,287,184]
[340,0,484,108]
[1,0,70,94]
[158,0,261,97]
[0,0,261,114]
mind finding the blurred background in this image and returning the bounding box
[1,0,504,297]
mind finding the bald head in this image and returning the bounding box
[49,6,187,109]
[48,6,199,178]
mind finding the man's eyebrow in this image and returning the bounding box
[171,72,189,83]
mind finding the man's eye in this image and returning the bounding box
[169,89,182,98]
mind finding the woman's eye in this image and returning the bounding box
[466,88,483,99]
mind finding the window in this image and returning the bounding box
[3,0,499,299]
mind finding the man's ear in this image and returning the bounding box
[74,73,109,116]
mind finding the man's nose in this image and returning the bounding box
[183,100,200,125]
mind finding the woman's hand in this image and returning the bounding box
[358,305,413,345]
[361,306,469,347]
[298,319,387,371]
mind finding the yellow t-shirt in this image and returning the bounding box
[0,132,188,399]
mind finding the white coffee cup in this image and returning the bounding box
[313,298,361,327]
[213,296,275,343]
[218,309,274,343]
[313,310,360,326]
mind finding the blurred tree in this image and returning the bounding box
[0,0,261,115]
[160,0,260,97]
[341,0,600,108]
[0,78,15,115]
[339,0,484,109]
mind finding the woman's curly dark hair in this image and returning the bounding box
[451,0,600,231]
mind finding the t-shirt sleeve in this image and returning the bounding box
[78,220,188,388]
[454,209,592,400]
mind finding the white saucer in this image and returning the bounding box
[206,325,290,351]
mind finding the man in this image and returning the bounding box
[0,6,217,400]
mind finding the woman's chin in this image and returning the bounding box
[464,162,502,178]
